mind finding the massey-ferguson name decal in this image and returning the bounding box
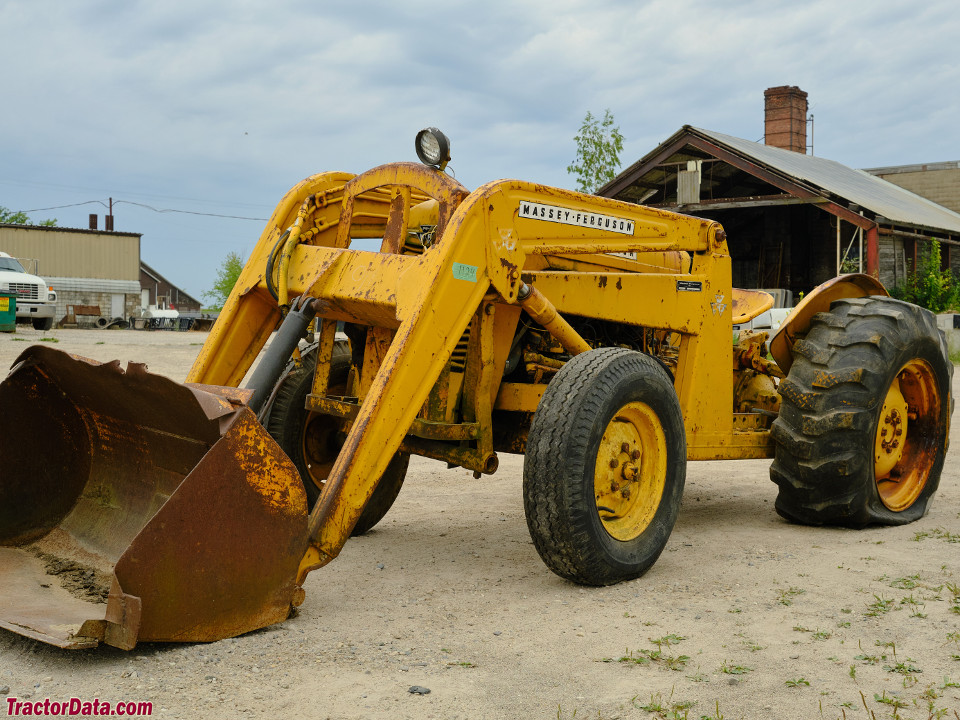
[519,201,635,235]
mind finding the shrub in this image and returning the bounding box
[889,240,960,313]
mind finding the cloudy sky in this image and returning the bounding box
[2,0,957,300]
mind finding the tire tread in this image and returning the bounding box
[771,297,951,527]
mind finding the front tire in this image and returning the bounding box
[267,349,409,535]
[523,348,686,586]
[771,296,952,527]
[32,317,54,331]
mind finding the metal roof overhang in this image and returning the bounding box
[600,126,960,275]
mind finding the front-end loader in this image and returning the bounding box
[0,128,951,649]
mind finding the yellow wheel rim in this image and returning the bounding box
[873,359,941,512]
[594,401,668,541]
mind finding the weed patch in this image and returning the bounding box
[776,587,805,606]
[865,595,895,617]
[884,659,922,676]
[889,574,921,590]
[632,690,695,719]
[914,528,960,543]
[719,661,752,675]
[603,635,690,672]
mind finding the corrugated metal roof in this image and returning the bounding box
[864,160,960,175]
[690,127,960,234]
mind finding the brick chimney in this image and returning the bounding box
[764,86,808,153]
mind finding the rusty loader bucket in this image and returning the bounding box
[0,346,310,649]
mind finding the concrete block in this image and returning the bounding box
[936,313,959,331]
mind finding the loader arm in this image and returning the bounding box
[186,170,433,387]
[187,161,730,580]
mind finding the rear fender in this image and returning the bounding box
[769,274,888,373]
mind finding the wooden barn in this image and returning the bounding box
[599,87,960,298]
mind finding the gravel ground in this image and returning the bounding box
[1,327,959,719]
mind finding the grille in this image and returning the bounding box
[449,321,471,372]
[9,283,40,300]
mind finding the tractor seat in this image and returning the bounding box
[731,289,775,325]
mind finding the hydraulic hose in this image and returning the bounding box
[265,229,290,302]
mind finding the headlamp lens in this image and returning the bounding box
[419,133,441,165]
[415,128,450,168]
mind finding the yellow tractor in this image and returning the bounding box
[0,129,951,649]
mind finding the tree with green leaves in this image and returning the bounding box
[566,109,624,194]
[0,205,56,226]
[202,251,245,309]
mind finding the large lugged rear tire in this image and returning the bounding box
[523,348,686,586]
[771,296,952,527]
[267,346,408,535]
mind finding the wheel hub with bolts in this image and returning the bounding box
[594,402,667,542]
[606,443,642,495]
[872,358,942,512]
[875,378,909,478]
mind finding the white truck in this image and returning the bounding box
[0,252,58,330]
